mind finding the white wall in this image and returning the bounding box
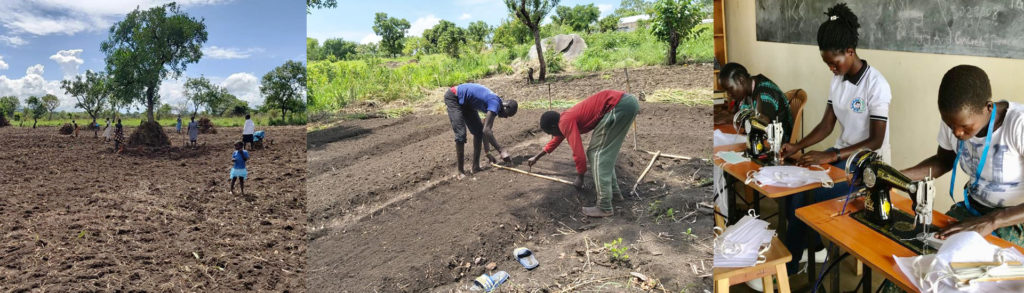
[724,0,1024,211]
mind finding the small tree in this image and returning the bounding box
[493,16,531,49]
[26,96,47,128]
[61,70,109,125]
[184,76,223,116]
[157,103,173,120]
[504,0,561,81]
[651,0,703,65]
[322,38,358,60]
[467,21,493,44]
[42,94,59,120]
[597,14,622,32]
[372,12,410,58]
[307,37,323,61]
[261,60,306,121]
[0,96,18,118]
[552,4,600,33]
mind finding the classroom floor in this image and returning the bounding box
[725,192,890,293]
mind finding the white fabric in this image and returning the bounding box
[714,212,775,268]
[243,119,255,135]
[716,151,749,165]
[828,63,892,163]
[714,165,728,218]
[747,165,833,188]
[895,231,1024,293]
[938,101,1024,208]
[714,129,746,146]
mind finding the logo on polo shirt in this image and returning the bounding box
[850,97,865,113]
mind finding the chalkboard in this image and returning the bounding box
[755,0,1024,59]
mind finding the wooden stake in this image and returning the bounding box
[491,163,574,185]
[639,150,690,160]
[632,151,661,197]
[547,84,552,110]
[625,67,638,150]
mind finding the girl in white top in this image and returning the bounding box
[777,3,893,277]
[901,65,1024,244]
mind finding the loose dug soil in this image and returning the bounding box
[58,123,73,135]
[126,121,172,147]
[199,117,217,134]
[0,125,306,291]
[307,64,714,292]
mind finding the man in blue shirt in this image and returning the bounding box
[445,83,518,179]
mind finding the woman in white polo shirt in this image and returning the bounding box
[775,3,893,276]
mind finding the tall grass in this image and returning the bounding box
[308,50,516,112]
[574,23,712,72]
[307,23,712,113]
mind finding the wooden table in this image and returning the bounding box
[796,192,1024,292]
[714,237,793,293]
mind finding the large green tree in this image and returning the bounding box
[101,3,207,127]
[492,16,531,49]
[428,20,467,58]
[505,0,560,82]
[307,37,323,61]
[261,60,306,121]
[184,76,224,117]
[41,94,59,120]
[322,38,358,60]
[597,14,622,32]
[60,70,110,124]
[651,0,703,65]
[372,13,411,58]
[467,21,493,44]
[26,96,46,128]
[0,96,19,118]
[552,4,601,33]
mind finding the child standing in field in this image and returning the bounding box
[114,118,124,153]
[72,120,79,138]
[176,115,182,134]
[187,116,199,149]
[103,118,112,141]
[230,141,250,196]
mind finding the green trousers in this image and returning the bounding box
[586,94,639,211]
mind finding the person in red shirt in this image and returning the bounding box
[526,90,639,217]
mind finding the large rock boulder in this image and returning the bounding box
[527,34,588,61]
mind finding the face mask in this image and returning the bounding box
[717,151,749,165]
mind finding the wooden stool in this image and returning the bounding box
[713,237,793,293]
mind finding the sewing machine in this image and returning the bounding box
[845,149,940,253]
[733,109,784,166]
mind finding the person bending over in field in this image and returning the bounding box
[527,89,639,218]
[444,83,518,179]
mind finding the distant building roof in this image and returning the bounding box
[618,14,650,24]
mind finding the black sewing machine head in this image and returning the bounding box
[845,149,939,254]
[734,109,784,165]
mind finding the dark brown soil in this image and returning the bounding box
[59,123,73,135]
[127,121,171,147]
[198,117,217,134]
[0,126,306,291]
[307,64,714,292]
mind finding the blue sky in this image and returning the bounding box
[307,0,619,43]
[0,0,306,112]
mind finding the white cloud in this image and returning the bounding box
[597,4,613,16]
[202,46,264,59]
[221,72,263,107]
[49,49,84,79]
[0,0,230,46]
[459,13,472,20]
[0,64,77,111]
[359,34,382,44]
[408,14,441,37]
[0,55,7,70]
[0,35,27,47]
